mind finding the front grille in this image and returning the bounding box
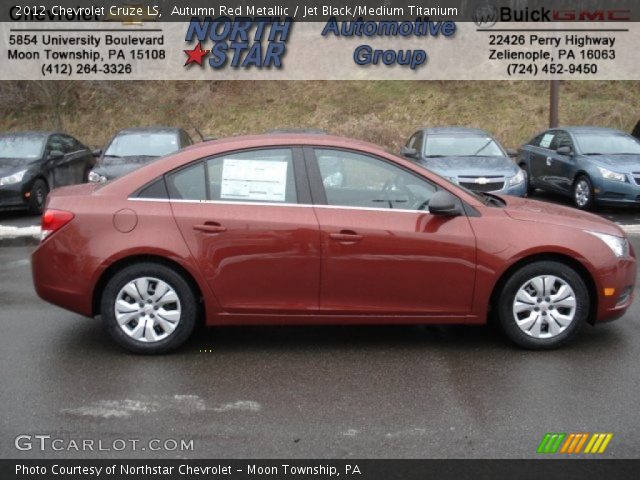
[458,176,505,193]
[631,172,640,185]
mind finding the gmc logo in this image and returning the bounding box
[553,9,631,21]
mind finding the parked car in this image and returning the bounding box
[518,127,640,210]
[32,134,635,353]
[400,127,526,197]
[0,131,93,214]
[631,120,640,141]
[89,127,193,183]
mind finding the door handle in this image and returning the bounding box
[330,230,363,243]
[546,157,553,166]
[193,222,227,234]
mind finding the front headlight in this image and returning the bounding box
[597,166,626,183]
[585,231,630,257]
[0,169,27,186]
[509,169,525,186]
[88,171,106,184]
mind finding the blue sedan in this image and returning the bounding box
[401,127,526,197]
[518,126,640,210]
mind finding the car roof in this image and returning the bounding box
[181,133,382,154]
[421,127,492,135]
[115,127,181,135]
[0,130,54,137]
[550,126,623,134]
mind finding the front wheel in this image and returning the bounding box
[573,175,594,210]
[101,263,198,354]
[28,179,49,214]
[497,261,589,350]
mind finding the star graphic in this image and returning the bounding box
[184,42,210,66]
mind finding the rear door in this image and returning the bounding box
[168,147,321,314]
[306,147,477,316]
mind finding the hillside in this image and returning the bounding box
[0,81,638,150]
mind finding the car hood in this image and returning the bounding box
[585,154,640,172]
[503,196,624,237]
[0,158,33,176]
[420,156,518,177]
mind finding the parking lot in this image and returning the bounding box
[1,193,640,459]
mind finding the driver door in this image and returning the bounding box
[306,148,477,316]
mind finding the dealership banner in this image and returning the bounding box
[0,0,639,79]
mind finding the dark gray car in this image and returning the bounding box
[400,127,526,197]
[0,131,93,213]
[518,126,640,210]
[89,127,193,183]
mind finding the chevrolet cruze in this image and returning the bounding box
[32,134,636,353]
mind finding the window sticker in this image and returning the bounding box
[220,159,288,202]
[540,133,555,148]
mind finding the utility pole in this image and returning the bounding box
[549,80,559,128]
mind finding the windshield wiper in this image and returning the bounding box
[424,155,448,158]
[473,139,493,155]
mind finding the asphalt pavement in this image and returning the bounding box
[1,194,640,459]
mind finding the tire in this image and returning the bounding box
[573,175,594,210]
[521,164,535,196]
[28,178,49,214]
[497,261,589,350]
[101,262,198,354]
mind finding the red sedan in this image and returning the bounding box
[32,134,636,353]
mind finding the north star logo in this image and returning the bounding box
[183,17,292,69]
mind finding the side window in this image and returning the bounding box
[60,135,79,153]
[315,149,437,211]
[551,131,573,150]
[166,162,206,200]
[538,131,555,150]
[414,132,424,156]
[528,134,544,147]
[207,149,296,203]
[47,135,65,153]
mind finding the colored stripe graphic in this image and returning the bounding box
[540,433,613,454]
[537,433,566,454]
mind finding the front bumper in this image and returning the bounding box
[595,255,637,322]
[594,178,640,206]
[0,183,29,209]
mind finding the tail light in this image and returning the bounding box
[41,209,74,241]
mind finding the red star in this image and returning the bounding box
[184,42,210,66]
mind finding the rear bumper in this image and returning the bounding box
[595,255,637,322]
[31,231,98,317]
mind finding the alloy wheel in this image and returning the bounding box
[574,180,590,207]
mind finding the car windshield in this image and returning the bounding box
[575,133,640,155]
[104,132,180,157]
[424,135,505,157]
[0,135,45,159]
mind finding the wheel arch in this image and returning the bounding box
[489,252,598,325]
[91,254,205,319]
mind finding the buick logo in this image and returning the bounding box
[473,4,498,28]
[475,177,490,185]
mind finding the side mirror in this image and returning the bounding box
[48,150,64,160]
[506,148,518,157]
[556,145,572,155]
[429,190,462,216]
[401,146,418,159]
[92,149,102,157]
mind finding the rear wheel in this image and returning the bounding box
[101,263,197,354]
[497,261,589,349]
[28,179,48,214]
[573,175,594,210]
